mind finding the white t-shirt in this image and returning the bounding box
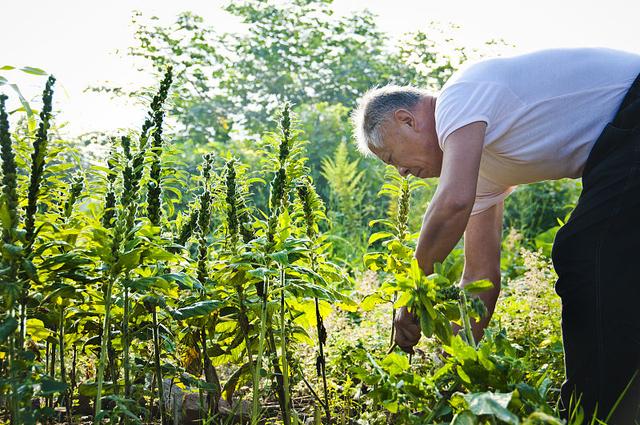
[434,47,640,215]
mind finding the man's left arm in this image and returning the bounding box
[414,121,486,274]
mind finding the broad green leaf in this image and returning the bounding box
[451,410,479,425]
[269,250,289,266]
[0,202,11,229]
[463,392,519,425]
[523,412,563,424]
[20,66,48,76]
[78,382,117,397]
[39,377,68,395]
[173,300,223,320]
[393,291,412,308]
[361,293,386,311]
[26,318,51,342]
[368,232,393,245]
[381,352,410,376]
[434,317,453,345]
[8,83,35,133]
[0,317,18,342]
[383,399,398,413]
[464,279,494,294]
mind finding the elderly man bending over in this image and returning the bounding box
[351,47,640,424]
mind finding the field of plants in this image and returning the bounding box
[0,1,585,424]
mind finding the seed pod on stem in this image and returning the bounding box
[25,75,56,248]
[0,94,18,242]
[225,159,239,249]
[196,153,214,286]
[396,177,410,242]
[101,147,118,228]
[63,171,84,220]
[146,66,173,227]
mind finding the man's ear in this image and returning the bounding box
[394,109,414,129]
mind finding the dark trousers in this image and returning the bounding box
[552,73,640,424]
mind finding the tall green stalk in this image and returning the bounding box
[252,103,294,424]
[0,94,18,243]
[151,303,167,425]
[279,267,291,424]
[296,178,330,423]
[458,290,476,347]
[251,277,269,425]
[0,93,20,425]
[21,75,56,349]
[94,275,115,421]
[138,294,168,424]
[146,66,173,227]
[122,273,131,399]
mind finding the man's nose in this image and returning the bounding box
[397,166,409,177]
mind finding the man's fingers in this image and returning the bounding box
[395,325,421,349]
[393,306,422,355]
[398,344,415,355]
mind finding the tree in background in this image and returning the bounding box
[89,0,517,266]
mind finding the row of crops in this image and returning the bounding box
[1,70,576,424]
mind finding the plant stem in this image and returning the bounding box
[95,277,115,422]
[152,306,167,425]
[122,277,131,400]
[251,277,269,425]
[9,326,19,424]
[314,298,331,424]
[59,306,71,422]
[458,290,476,347]
[279,267,291,425]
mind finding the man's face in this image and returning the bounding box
[369,102,442,179]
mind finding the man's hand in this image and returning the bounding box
[394,307,421,353]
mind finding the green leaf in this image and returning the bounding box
[0,317,18,342]
[434,317,453,345]
[451,410,479,425]
[222,362,252,401]
[8,83,36,133]
[464,279,494,294]
[115,248,142,272]
[368,232,393,245]
[457,365,473,384]
[383,399,399,413]
[39,377,68,395]
[269,250,289,266]
[463,392,519,425]
[0,65,16,71]
[78,382,117,397]
[393,291,412,308]
[2,243,23,259]
[172,300,223,320]
[381,352,410,376]
[20,66,48,76]
[360,293,386,311]
[248,267,271,279]
[419,306,435,338]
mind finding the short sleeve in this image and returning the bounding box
[471,175,517,216]
[435,81,523,150]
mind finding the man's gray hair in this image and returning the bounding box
[351,84,429,155]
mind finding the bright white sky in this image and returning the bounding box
[2,0,639,137]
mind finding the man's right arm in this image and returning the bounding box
[394,200,504,352]
[456,200,504,344]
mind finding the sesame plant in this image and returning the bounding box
[0,66,584,425]
[0,68,355,425]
